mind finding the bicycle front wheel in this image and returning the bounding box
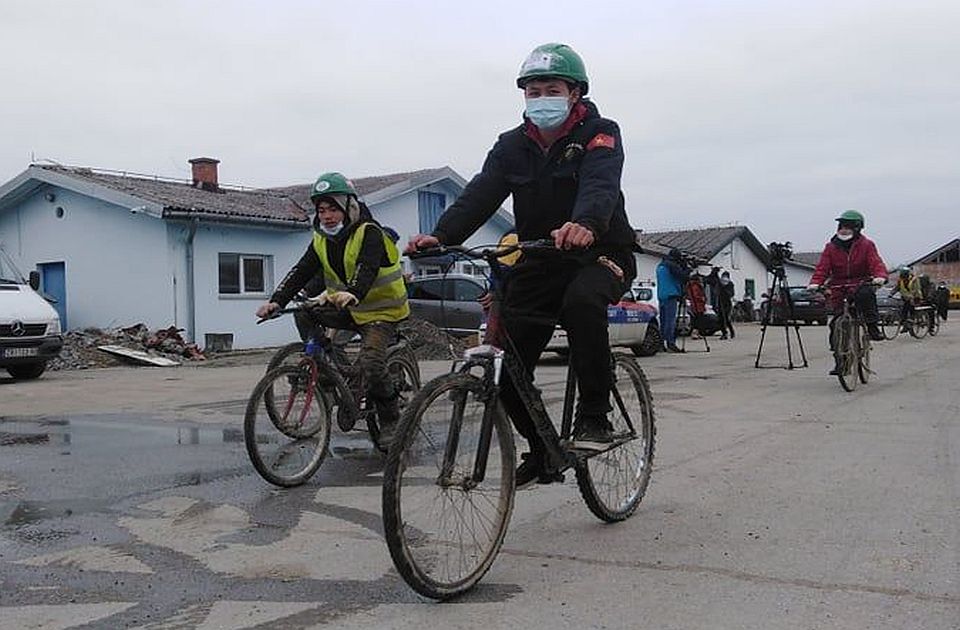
[858,327,871,384]
[244,364,332,487]
[908,314,929,339]
[576,354,657,522]
[833,317,859,392]
[881,314,900,340]
[382,373,515,600]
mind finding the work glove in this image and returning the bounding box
[872,277,886,286]
[806,284,820,291]
[327,291,359,309]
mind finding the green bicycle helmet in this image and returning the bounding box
[516,43,589,95]
[835,209,865,228]
[309,172,357,203]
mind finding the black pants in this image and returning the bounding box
[717,299,735,336]
[496,252,633,452]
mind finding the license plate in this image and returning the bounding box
[2,347,38,358]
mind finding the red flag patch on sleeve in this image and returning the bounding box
[586,133,616,151]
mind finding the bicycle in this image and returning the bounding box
[826,283,874,392]
[382,240,656,599]
[244,304,420,487]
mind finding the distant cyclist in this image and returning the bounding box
[256,172,409,444]
[807,210,888,374]
[890,267,923,333]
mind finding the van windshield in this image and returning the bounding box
[0,247,26,285]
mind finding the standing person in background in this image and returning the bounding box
[717,270,736,339]
[935,281,950,321]
[657,249,690,353]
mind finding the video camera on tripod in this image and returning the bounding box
[767,241,793,271]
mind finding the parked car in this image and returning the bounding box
[0,245,63,379]
[405,274,488,337]
[546,284,662,357]
[760,286,828,325]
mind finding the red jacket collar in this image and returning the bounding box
[524,101,589,149]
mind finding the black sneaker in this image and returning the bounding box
[867,324,884,342]
[515,453,564,488]
[515,452,542,489]
[571,419,617,451]
[667,343,684,353]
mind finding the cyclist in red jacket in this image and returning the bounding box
[807,210,888,374]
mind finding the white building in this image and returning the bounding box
[638,226,815,303]
[0,159,512,349]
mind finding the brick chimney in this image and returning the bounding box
[189,157,220,191]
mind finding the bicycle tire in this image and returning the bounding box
[244,364,332,487]
[908,314,929,339]
[575,354,656,522]
[881,315,900,340]
[858,326,871,384]
[833,316,858,392]
[265,341,305,373]
[382,372,515,600]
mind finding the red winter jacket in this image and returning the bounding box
[810,234,887,308]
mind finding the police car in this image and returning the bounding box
[546,284,661,357]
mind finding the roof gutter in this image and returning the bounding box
[162,208,308,231]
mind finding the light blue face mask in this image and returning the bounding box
[319,222,344,236]
[525,96,571,130]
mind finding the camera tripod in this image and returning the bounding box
[754,265,808,369]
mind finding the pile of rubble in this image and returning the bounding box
[398,318,471,360]
[48,324,205,371]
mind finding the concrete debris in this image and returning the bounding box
[48,324,205,371]
[398,318,470,360]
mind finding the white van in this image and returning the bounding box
[0,245,63,379]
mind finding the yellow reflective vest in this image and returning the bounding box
[313,223,410,325]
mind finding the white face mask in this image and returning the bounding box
[836,231,854,241]
[320,221,344,236]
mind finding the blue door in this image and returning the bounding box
[38,262,67,328]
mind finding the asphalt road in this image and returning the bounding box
[1,323,958,629]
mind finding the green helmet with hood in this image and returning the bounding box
[516,43,589,95]
[835,210,865,228]
[309,172,357,203]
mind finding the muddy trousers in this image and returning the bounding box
[495,257,632,455]
[304,308,399,404]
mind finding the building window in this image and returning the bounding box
[219,253,270,295]
[744,278,756,299]
[418,191,447,234]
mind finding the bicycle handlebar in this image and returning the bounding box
[406,238,559,263]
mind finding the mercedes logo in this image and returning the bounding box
[10,321,25,336]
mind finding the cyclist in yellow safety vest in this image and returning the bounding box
[256,172,409,444]
[890,266,922,333]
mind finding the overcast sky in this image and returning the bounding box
[2,0,957,264]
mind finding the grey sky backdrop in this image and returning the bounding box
[2,0,957,265]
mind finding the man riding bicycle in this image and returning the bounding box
[807,210,888,374]
[406,43,638,487]
[256,172,410,444]
[890,266,924,334]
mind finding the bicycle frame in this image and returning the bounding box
[425,242,640,486]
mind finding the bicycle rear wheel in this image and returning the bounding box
[832,316,859,392]
[367,347,423,451]
[382,373,515,600]
[575,354,656,522]
[244,364,332,487]
[858,326,871,384]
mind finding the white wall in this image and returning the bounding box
[633,252,660,286]
[0,185,172,330]
[709,237,771,301]
[192,223,310,349]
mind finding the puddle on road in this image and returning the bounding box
[1,497,112,527]
[0,415,245,453]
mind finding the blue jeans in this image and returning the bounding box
[660,297,679,346]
